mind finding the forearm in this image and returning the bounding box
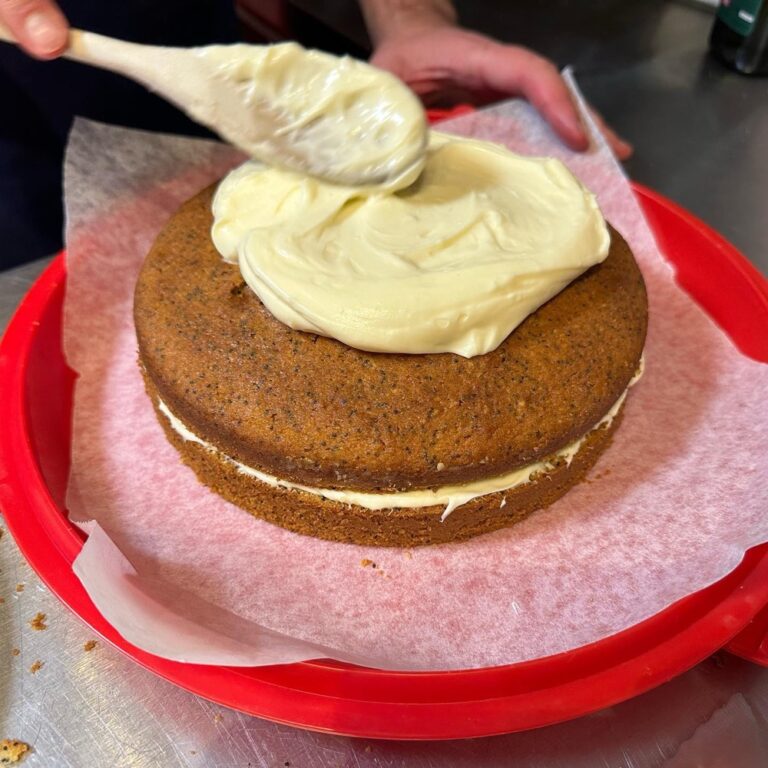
[359,0,457,44]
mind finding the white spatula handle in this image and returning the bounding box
[65,29,189,84]
[0,22,192,97]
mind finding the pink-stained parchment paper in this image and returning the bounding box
[63,78,768,671]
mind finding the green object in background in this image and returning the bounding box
[717,0,764,35]
[710,0,768,73]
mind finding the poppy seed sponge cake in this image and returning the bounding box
[134,168,647,546]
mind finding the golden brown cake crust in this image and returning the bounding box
[134,185,647,492]
[143,369,623,547]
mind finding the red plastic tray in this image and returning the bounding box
[1,184,768,740]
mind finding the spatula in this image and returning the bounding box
[0,26,428,187]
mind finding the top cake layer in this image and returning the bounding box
[134,185,647,493]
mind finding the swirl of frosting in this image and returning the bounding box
[211,133,610,358]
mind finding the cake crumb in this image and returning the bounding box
[0,597,5,604]
[0,739,30,764]
[213,713,223,723]
[360,559,376,569]
[28,613,47,631]
[15,584,24,593]
[403,550,412,560]
[11,649,19,657]
[29,660,43,675]
[364,745,372,753]
[83,640,98,652]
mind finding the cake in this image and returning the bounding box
[134,135,647,546]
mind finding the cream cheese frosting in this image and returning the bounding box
[194,42,428,186]
[157,356,642,521]
[211,132,610,358]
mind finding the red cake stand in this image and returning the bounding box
[1,179,768,739]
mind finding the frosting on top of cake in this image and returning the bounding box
[211,132,610,358]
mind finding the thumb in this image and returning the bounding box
[0,0,69,59]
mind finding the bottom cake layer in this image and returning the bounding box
[143,373,622,548]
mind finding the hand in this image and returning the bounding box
[371,25,632,160]
[0,0,69,59]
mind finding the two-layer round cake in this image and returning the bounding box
[134,133,647,547]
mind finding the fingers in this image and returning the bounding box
[0,0,68,59]
[589,108,633,160]
[476,44,634,158]
[478,47,589,151]
[522,61,591,152]
[373,29,635,159]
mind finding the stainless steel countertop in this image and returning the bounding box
[2,1,768,761]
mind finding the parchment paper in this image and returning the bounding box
[64,77,768,670]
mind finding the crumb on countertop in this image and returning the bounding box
[360,559,376,569]
[11,649,19,657]
[29,661,44,675]
[83,640,97,652]
[28,613,47,631]
[15,584,23,593]
[0,739,30,764]
[213,713,223,723]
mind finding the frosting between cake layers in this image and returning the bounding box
[211,132,611,358]
[157,357,643,520]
